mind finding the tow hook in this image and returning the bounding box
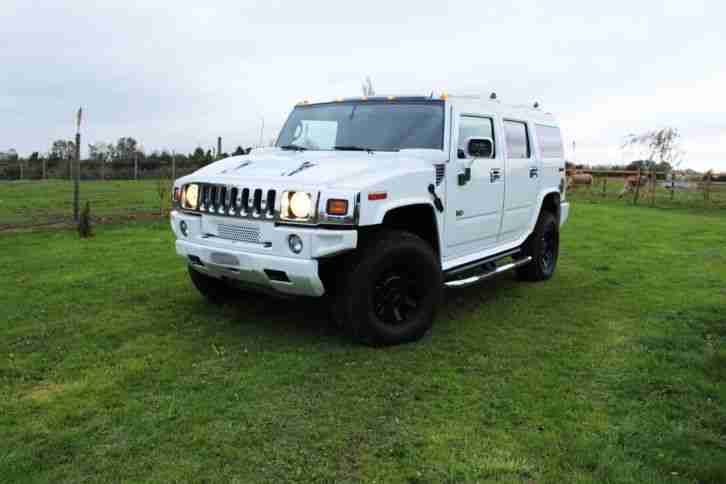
[428,184,444,213]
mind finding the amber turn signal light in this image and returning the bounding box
[326,199,348,215]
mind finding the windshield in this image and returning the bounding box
[276,101,445,152]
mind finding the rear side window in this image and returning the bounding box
[535,124,564,158]
[503,120,530,159]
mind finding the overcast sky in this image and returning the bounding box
[2,0,725,170]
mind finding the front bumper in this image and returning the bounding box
[171,211,356,297]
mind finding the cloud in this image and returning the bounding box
[1,0,724,170]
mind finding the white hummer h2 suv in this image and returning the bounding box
[171,93,570,345]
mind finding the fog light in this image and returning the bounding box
[180,220,188,237]
[288,234,303,254]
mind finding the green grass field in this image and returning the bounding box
[0,180,167,227]
[1,203,725,483]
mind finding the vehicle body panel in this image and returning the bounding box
[170,95,567,297]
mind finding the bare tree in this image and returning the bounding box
[50,139,76,160]
[622,128,682,170]
[115,137,139,160]
[622,128,683,205]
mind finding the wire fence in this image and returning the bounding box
[1,162,724,230]
[0,157,208,182]
[566,169,726,210]
[0,158,212,229]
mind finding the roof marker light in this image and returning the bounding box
[387,95,396,100]
[335,97,343,102]
[361,96,368,101]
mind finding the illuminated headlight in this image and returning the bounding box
[181,184,199,210]
[280,191,316,221]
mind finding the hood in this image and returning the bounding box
[187,148,445,188]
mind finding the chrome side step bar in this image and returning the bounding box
[444,256,532,289]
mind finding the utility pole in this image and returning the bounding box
[217,137,222,159]
[74,107,82,221]
[171,150,176,181]
[134,151,138,180]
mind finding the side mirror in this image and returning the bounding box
[466,137,494,159]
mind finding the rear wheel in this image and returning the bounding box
[188,265,238,303]
[333,230,442,346]
[516,210,560,281]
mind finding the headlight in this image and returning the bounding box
[182,184,199,209]
[290,192,312,218]
[280,191,316,222]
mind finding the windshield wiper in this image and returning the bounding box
[334,145,375,153]
[279,144,307,151]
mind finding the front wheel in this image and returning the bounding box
[334,230,442,346]
[516,211,560,281]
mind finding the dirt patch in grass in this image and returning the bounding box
[24,382,83,403]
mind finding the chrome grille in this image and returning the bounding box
[217,223,261,244]
[193,183,276,219]
[435,164,445,185]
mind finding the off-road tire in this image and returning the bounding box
[516,210,560,281]
[188,265,238,303]
[333,229,442,346]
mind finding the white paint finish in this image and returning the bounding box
[444,107,505,257]
[560,202,570,227]
[310,230,357,258]
[500,118,542,242]
[171,95,568,295]
[177,238,325,296]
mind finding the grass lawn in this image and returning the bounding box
[567,179,726,210]
[1,202,724,483]
[0,180,167,228]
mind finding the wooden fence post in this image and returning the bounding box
[633,168,641,205]
[42,158,47,180]
[74,132,81,221]
[704,172,712,203]
[602,174,608,197]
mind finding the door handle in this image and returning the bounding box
[529,167,539,179]
[490,168,502,183]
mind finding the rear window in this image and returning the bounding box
[535,125,564,158]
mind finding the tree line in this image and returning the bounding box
[1,137,252,164]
